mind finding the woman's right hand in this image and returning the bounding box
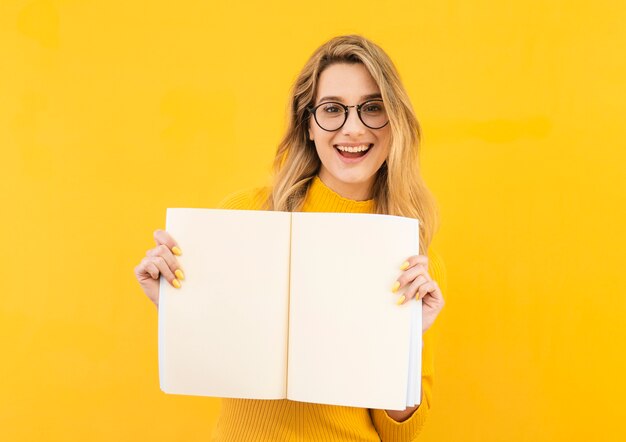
[134,229,184,308]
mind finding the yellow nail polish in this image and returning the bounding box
[391,281,400,293]
[175,269,185,280]
[400,261,410,270]
[396,295,406,305]
[172,246,182,256]
[172,279,181,288]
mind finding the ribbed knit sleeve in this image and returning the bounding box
[428,249,448,296]
[369,249,446,441]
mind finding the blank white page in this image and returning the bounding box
[287,212,420,410]
[159,209,291,399]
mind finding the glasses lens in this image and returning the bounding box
[314,102,346,131]
[360,100,388,129]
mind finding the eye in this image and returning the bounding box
[363,103,382,113]
[321,103,343,114]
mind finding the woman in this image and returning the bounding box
[135,34,445,441]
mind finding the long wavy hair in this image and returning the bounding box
[265,34,440,252]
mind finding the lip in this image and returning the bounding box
[333,143,373,164]
[333,142,373,147]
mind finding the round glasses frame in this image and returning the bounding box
[307,100,389,132]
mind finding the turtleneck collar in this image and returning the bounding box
[301,176,375,214]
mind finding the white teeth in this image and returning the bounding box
[335,144,371,153]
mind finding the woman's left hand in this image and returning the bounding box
[392,255,445,333]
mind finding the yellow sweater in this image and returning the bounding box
[212,176,446,442]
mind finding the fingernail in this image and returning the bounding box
[172,246,182,256]
[396,295,406,305]
[172,279,181,289]
[175,269,185,280]
[391,281,400,293]
[400,261,410,270]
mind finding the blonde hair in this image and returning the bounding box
[265,34,440,252]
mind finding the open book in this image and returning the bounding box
[158,209,422,410]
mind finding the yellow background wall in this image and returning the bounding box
[1,0,625,440]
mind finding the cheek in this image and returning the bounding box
[314,140,333,162]
[312,131,333,150]
[383,141,392,159]
[309,124,329,144]
[376,132,392,158]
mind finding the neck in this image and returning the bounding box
[302,175,375,214]
[317,171,375,201]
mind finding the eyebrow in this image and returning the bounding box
[317,93,382,104]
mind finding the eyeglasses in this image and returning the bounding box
[307,100,389,132]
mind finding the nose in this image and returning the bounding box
[341,106,366,135]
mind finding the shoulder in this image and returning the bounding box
[217,186,272,210]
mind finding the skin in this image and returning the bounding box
[134,62,445,424]
[307,63,391,201]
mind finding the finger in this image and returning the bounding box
[135,259,160,281]
[146,244,184,279]
[402,274,429,303]
[149,256,181,288]
[145,262,160,280]
[393,264,431,293]
[399,254,428,271]
[153,229,182,256]
[417,280,442,302]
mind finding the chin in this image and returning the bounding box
[340,163,382,180]
[337,172,373,185]
[330,168,379,188]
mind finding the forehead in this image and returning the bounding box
[316,63,381,102]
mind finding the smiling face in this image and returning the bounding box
[308,63,391,201]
